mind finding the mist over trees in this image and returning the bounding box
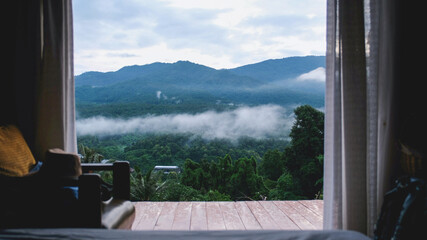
[76,57,326,201]
[76,105,293,140]
[177,105,324,200]
[80,105,324,201]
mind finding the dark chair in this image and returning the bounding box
[0,148,135,229]
[79,160,136,229]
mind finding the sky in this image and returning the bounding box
[73,0,326,75]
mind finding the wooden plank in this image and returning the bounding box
[131,202,145,230]
[132,202,164,230]
[287,201,323,229]
[131,201,323,231]
[299,200,324,217]
[245,201,280,230]
[190,202,208,231]
[206,202,226,230]
[154,201,179,230]
[172,202,193,230]
[234,201,262,230]
[258,201,300,230]
[273,201,316,230]
[218,202,245,230]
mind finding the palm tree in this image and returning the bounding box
[78,143,104,163]
[130,168,172,201]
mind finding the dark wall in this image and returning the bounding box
[1,1,41,150]
[395,1,426,156]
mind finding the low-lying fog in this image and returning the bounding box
[76,104,295,141]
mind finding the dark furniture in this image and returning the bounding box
[0,149,135,229]
[0,229,371,240]
[80,161,135,229]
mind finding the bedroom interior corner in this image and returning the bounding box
[1,0,426,239]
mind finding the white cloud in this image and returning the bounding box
[73,0,326,74]
[76,105,293,140]
[297,67,325,82]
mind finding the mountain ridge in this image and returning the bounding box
[75,56,326,117]
[75,56,325,87]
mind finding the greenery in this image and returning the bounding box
[75,57,326,201]
[75,56,325,119]
[76,56,325,88]
[78,104,324,201]
[76,102,236,119]
[78,133,289,173]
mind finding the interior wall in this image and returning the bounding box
[395,1,426,158]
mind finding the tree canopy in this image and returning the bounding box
[78,104,324,201]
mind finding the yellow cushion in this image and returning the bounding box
[0,125,36,176]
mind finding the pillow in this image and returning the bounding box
[0,125,36,176]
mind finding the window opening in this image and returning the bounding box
[73,0,326,203]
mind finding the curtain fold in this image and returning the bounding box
[365,0,379,234]
[35,0,77,160]
[4,0,76,161]
[324,0,368,233]
[324,0,399,236]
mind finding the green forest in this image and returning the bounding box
[78,105,324,202]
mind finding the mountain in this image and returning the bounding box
[76,61,261,89]
[75,62,168,87]
[229,56,325,82]
[75,56,325,118]
[76,56,325,87]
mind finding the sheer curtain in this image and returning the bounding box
[324,0,399,236]
[4,0,76,161]
[35,0,77,159]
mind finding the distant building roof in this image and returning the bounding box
[153,166,181,174]
[154,166,180,170]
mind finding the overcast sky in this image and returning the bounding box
[73,0,326,75]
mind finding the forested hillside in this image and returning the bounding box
[79,105,324,201]
[75,56,325,118]
[76,56,325,201]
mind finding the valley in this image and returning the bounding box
[75,55,325,201]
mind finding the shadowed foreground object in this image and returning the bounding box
[0,135,135,229]
[0,229,370,240]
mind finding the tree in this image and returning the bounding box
[277,169,303,200]
[259,149,283,181]
[288,105,324,163]
[181,158,202,190]
[130,167,158,201]
[282,105,324,198]
[229,157,266,200]
[217,154,234,194]
[152,181,205,201]
[78,143,104,163]
[152,144,172,165]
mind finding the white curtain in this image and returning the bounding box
[324,0,399,236]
